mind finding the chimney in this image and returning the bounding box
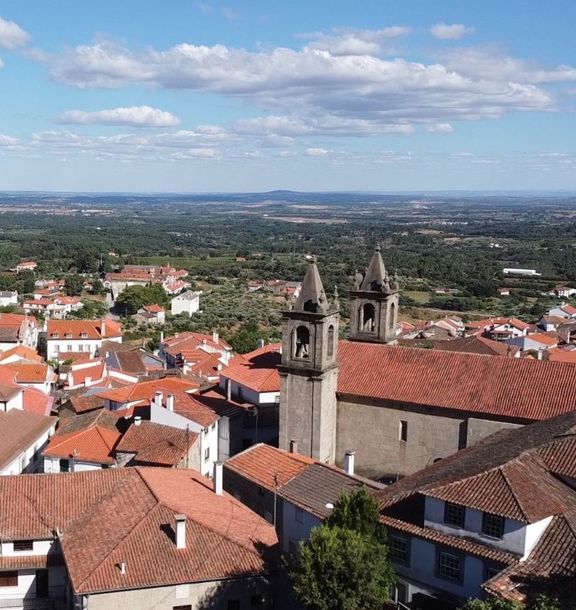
[289,440,298,454]
[166,394,175,412]
[175,514,186,549]
[212,330,219,344]
[134,416,142,426]
[84,376,92,387]
[160,330,164,343]
[344,450,355,476]
[537,349,543,361]
[226,379,232,401]
[257,338,265,349]
[216,363,222,372]
[214,462,223,495]
[118,562,126,575]
[154,390,163,407]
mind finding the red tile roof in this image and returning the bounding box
[22,386,54,416]
[432,336,519,357]
[221,343,281,393]
[47,319,122,340]
[0,346,43,363]
[337,341,576,421]
[0,468,278,594]
[0,410,56,470]
[225,443,314,491]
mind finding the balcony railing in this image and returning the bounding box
[0,586,66,609]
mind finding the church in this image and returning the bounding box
[278,248,576,479]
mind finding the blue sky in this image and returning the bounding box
[0,1,575,192]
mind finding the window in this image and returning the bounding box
[67,345,73,352]
[0,572,18,587]
[65,333,72,339]
[295,508,304,524]
[80,332,88,339]
[484,564,501,582]
[204,448,210,462]
[444,503,465,528]
[436,550,462,582]
[399,420,408,442]
[294,325,310,359]
[361,303,375,332]
[482,513,505,539]
[59,459,70,473]
[389,534,410,566]
[211,423,216,430]
[51,333,59,339]
[327,325,335,358]
[227,601,240,610]
[13,540,33,552]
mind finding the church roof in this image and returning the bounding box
[360,246,388,292]
[293,261,331,313]
[337,341,576,422]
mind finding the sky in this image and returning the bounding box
[0,0,575,192]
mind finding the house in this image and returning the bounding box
[506,332,560,354]
[0,345,43,365]
[464,317,530,340]
[163,278,191,294]
[101,341,164,379]
[0,291,18,307]
[547,303,576,320]
[60,358,108,390]
[537,314,570,332]
[43,409,123,473]
[171,290,202,316]
[278,251,576,479]
[131,303,166,325]
[498,288,510,297]
[502,268,540,276]
[224,443,382,552]
[46,319,122,361]
[264,279,302,300]
[375,411,576,606]
[114,420,200,469]
[431,336,520,358]
[104,264,188,298]
[0,467,278,610]
[23,295,83,319]
[4,362,57,394]
[548,285,576,298]
[15,261,37,273]
[0,313,38,350]
[0,409,56,475]
[160,331,233,369]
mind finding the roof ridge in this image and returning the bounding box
[499,464,527,521]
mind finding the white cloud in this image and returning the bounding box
[59,105,180,128]
[431,23,474,40]
[305,147,329,156]
[221,7,240,21]
[0,134,20,148]
[426,123,454,133]
[195,2,212,15]
[0,16,29,49]
[304,26,411,56]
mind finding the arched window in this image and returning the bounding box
[303,300,318,313]
[389,302,396,332]
[294,325,310,359]
[361,303,375,332]
[327,325,335,358]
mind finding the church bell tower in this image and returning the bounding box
[349,246,399,344]
[278,259,339,463]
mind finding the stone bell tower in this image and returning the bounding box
[349,246,399,344]
[278,259,339,463]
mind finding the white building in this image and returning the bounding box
[0,291,18,307]
[171,290,202,316]
[502,268,541,276]
[46,319,122,361]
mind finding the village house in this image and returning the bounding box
[45,319,122,361]
[0,409,56,475]
[431,336,520,358]
[23,295,83,319]
[0,291,18,308]
[170,290,202,316]
[131,303,166,325]
[0,313,38,351]
[547,302,576,320]
[160,331,233,371]
[15,261,37,273]
[506,332,560,354]
[101,341,164,380]
[0,467,278,610]
[104,264,188,298]
[376,411,576,607]
[548,285,576,298]
[224,443,382,552]
[0,345,43,365]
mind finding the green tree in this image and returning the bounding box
[287,488,395,610]
[64,274,84,296]
[115,284,169,316]
[460,595,564,610]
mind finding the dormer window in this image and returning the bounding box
[482,512,505,539]
[64,332,72,339]
[51,333,59,339]
[80,332,88,338]
[444,502,465,528]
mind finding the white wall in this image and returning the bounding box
[199,423,219,477]
[424,497,541,557]
[1,390,24,412]
[219,378,279,407]
[281,500,321,553]
[47,338,102,360]
[171,294,200,316]
[43,457,104,474]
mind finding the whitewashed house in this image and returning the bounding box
[0,291,18,307]
[46,319,122,361]
[171,290,202,316]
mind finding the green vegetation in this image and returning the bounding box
[460,595,566,610]
[116,284,170,316]
[287,488,395,610]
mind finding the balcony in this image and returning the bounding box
[0,586,67,610]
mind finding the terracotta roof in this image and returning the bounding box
[143,304,164,313]
[377,411,576,520]
[96,377,200,404]
[221,343,281,393]
[115,421,198,466]
[47,319,122,341]
[0,468,277,594]
[22,387,54,416]
[68,361,106,387]
[172,394,220,427]
[523,332,559,347]
[484,507,576,603]
[163,331,232,353]
[0,410,56,470]
[0,345,43,363]
[431,336,519,357]
[547,348,576,363]
[225,443,314,491]
[562,304,576,315]
[7,362,54,384]
[337,341,576,421]
[43,410,122,465]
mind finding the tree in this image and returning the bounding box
[65,274,84,296]
[115,284,169,316]
[287,488,395,610]
[459,595,564,610]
